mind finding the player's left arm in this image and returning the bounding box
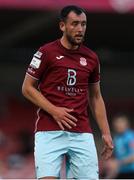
[89,82,114,159]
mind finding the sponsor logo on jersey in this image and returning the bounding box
[30,57,41,69]
[67,69,76,86]
[80,57,87,66]
[34,51,42,58]
[57,85,83,96]
[56,55,64,60]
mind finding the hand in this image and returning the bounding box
[101,134,114,160]
[51,107,77,130]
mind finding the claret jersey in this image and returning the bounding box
[27,39,100,133]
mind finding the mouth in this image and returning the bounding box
[75,34,83,38]
[75,35,83,40]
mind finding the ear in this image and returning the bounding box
[59,21,65,32]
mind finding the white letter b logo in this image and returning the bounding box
[67,69,76,86]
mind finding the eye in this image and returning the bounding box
[72,21,79,26]
[81,22,86,26]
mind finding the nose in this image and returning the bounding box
[77,24,83,32]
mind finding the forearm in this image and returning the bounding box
[90,95,111,135]
[22,75,77,130]
[119,155,134,165]
[22,85,56,115]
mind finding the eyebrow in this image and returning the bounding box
[72,20,87,23]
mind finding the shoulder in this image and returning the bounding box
[38,40,58,53]
[123,130,134,143]
[126,130,134,138]
[81,44,99,61]
[32,40,58,65]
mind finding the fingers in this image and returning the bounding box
[62,112,77,128]
[105,139,114,149]
[101,148,108,160]
[57,121,64,130]
[56,116,77,130]
[55,107,77,130]
[105,149,113,159]
[65,108,74,112]
[61,120,72,129]
[102,150,112,160]
[64,108,78,122]
[105,142,114,151]
[109,141,114,149]
[101,145,113,160]
[65,113,78,122]
[101,135,114,160]
[57,118,77,130]
[64,117,77,127]
[102,135,114,149]
[101,147,106,159]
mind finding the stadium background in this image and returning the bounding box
[0,0,134,178]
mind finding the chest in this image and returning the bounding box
[47,52,96,82]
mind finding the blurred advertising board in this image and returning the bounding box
[0,0,134,13]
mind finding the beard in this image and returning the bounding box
[66,33,84,46]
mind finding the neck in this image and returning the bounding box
[60,36,79,50]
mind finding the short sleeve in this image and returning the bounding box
[26,46,48,80]
[89,55,100,84]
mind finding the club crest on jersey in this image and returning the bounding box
[80,57,87,66]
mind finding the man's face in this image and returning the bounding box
[113,117,129,134]
[61,11,87,45]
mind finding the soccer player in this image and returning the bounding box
[22,5,113,179]
[104,114,134,179]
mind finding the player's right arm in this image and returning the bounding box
[22,74,77,130]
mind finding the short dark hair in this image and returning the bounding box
[59,5,86,22]
[112,113,130,122]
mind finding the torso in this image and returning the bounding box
[27,39,100,133]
